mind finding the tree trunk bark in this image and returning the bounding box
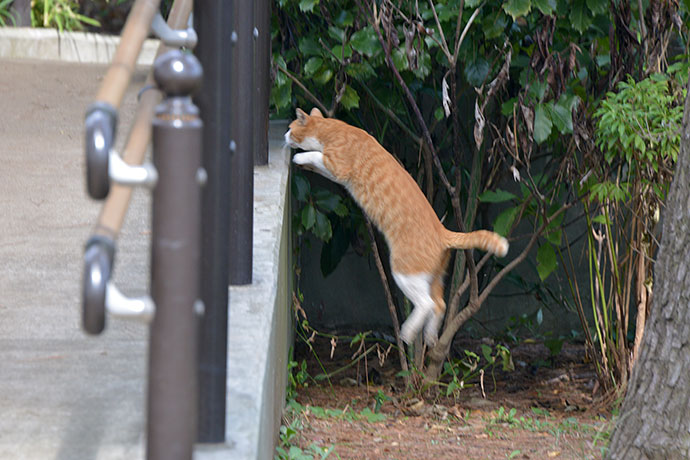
[605,81,690,460]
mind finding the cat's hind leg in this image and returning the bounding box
[423,275,446,347]
[393,272,436,346]
[292,151,337,181]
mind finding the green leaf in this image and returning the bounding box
[533,103,553,144]
[341,85,360,110]
[302,204,316,230]
[479,189,517,203]
[536,243,557,281]
[359,407,387,423]
[392,47,408,71]
[546,228,562,246]
[314,190,341,212]
[271,81,292,110]
[331,43,353,60]
[313,67,334,85]
[502,0,531,20]
[304,56,323,76]
[345,62,376,79]
[481,344,494,363]
[298,0,319,12]
[465,57,490,87]
[320,223,349,276]
[350,26,381,57]
[293,175,310,202]
[484,10,509,39]
[585,0,607,15]
[335,10,354,27]
[313,210,333,241]
[494,207,519,237]
[299,37,322,57]
[547,100,573,134]
[571,0,592,34]
[328,26,346,43]
[533,0,556,14]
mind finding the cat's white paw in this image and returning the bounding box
[400,319,417,345]
[423,313,441,347]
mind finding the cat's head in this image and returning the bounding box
[284,107,325,151]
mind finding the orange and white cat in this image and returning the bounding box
[286,108,508,346]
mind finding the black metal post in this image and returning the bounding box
[194,0,232,443]
[147,50,203,460]
[253,0,271,166]
[228,0,255,285]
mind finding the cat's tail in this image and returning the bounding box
[442,229,509,257]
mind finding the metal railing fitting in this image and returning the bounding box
[85,0,162,200]
[82,0,193,335]
[151,11,197,48]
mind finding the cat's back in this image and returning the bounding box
[325,122,443,247]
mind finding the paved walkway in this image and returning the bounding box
[0,58,151,459]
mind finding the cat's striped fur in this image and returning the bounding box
[286,108,508,346]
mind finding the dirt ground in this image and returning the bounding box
[283,335,613,460]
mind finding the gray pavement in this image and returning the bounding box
[1,58,151,459]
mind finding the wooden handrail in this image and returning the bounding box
[95,0,162,108]
[93,0,194,239]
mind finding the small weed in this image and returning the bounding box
[275,400,339,460]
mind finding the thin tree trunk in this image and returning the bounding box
[605,80,690,460]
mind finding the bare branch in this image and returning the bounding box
[277,65,333,117]
[365,219,410,382]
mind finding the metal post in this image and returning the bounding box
[228,0,255,285]
[147,50,203,460]
[194,0,232,443]
[253,0,271,166]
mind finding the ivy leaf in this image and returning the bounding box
[313,210,333,241]
[341,85,360,110]
[571,0,592,34]
[302,204,316,230]
[304,57,323,76]
[502,0,531,20]
[545,101,573,134]
[392,47,408,71]
[298,0,319,12]
[533,103,553,144]
[586,0,607,15]
[533,0,556,14]
[271,81,292,110]
[335,10,354,27]
[314,190,341,212]
[479,189,517,203]
[313,67,334,85]
[536,243,557,281]
[328,26,346,43]
[494,207,519,237]
[320,223,349,277]
[299,37,321,57]
[465,57,490,87]
[350,26,381,57]
[292,174,310,202]
[484,10,509,39]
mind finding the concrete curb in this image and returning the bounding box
[0,27,159,65]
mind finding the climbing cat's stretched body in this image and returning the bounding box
[286,108,508,346]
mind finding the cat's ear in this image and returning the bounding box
[296,108,308,125]
[310,107,324,118]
